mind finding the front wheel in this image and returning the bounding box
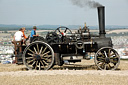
[22,41,54,70]
[94,47,120,70]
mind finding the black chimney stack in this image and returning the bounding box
[98,6,106,38]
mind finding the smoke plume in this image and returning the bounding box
[70,0,103,8]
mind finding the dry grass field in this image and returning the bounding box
[0,60,128,85]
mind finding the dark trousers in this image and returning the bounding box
[30,37,33,43]
[30,37,36,43]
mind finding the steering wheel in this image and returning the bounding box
[55,26,72,35]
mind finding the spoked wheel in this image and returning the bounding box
[55,26,72,34]
[94,47,120,70]
[22,41,54,70]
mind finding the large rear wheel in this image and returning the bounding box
[22,41,54,70]
[94,47,120,70]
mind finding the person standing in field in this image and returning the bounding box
[30,26,39,43]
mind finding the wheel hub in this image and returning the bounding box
[34,54,41,60]
[105,57,110,64]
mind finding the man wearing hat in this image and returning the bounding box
[30,26,39,43]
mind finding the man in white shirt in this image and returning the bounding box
[13,28,24,64]
[14,28,23,41]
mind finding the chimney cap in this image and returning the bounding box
[97,6,105,8]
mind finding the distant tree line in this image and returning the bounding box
[0,27,56,31]
[0,26,128,31]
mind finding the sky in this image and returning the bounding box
[0,0,128,26]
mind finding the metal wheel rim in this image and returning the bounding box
[22,41,54,70]
[94,47,120,70]
[55,26,72,34]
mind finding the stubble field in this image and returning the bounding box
[0,59,128,85]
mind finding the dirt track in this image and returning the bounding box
[0,60,128,85]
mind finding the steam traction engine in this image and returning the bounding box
[15,6,120,70]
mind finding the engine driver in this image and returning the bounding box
[30,26,39,43]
